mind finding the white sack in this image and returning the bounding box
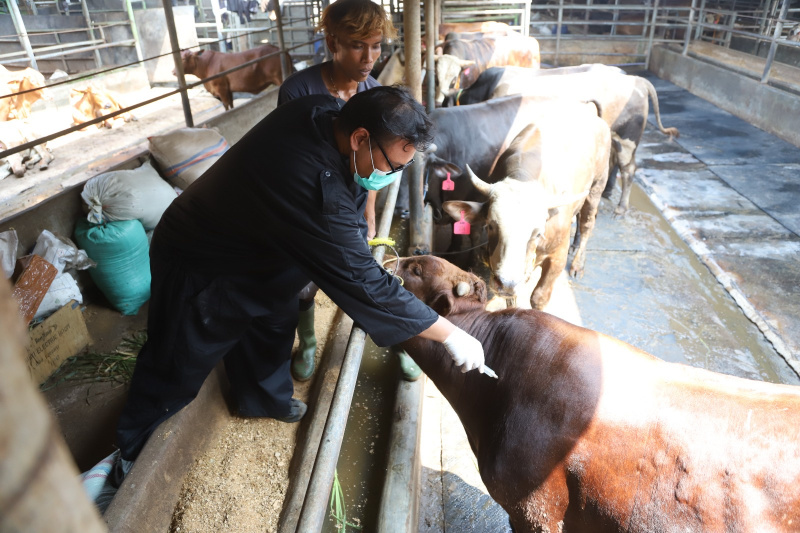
[81,160,178,230]
[0,229,18,279]
[35,272,83,320]
[148,127,229,190]
[31,230,95,275]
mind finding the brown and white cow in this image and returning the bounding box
[70,86,136,130]
[442,100,611,310]
[446,65,679,215]
[177,44,294,111]
[0,67,51,121]
[396,254,800,533]
[434,35,541,104]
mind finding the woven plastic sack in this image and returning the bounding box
[81,160,177,230]
[73,219,150,315]
[148,127,229,190]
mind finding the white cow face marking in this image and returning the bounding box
[485,179,549,297]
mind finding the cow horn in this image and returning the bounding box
[425,143,438,154]
[455,281,470,297]
[466,165,492,196]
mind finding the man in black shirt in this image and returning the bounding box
[116,86,488,463]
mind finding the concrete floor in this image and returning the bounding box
[417,74,800,532]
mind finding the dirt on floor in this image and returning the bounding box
[168,291,341,533]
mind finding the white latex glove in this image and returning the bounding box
[442,327,496,377]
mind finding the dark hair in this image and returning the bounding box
[338,86,434,151]
[317,0,398,41]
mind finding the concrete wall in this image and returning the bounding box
[649,45,800,149]
[539,38,648,67]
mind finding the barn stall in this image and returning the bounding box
[0,0,799,531]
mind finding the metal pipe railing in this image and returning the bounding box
[294,165,404,533]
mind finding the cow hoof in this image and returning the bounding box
[614,206,628,218]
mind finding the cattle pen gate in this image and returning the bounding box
[0,0,799,531]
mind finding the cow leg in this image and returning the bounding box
[531,253,567,310]
[570,192,603,278]
[34,144,54,169]
[214,78,234,111]
[613,136,638,217]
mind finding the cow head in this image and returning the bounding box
[442,165,587,303]
[394,255,486,316]
[434,54,475,105]
[176,50,199,76]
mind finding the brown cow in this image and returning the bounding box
[395,254,800,533]
[0,67,51,121]
[434,35,541,104]
[70,86,136,130]
[177,44,294,111]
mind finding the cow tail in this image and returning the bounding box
[642,78,680,139]
[583,99,603,118]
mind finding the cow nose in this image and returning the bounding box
[494,274,518,294]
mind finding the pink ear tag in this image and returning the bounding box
[442,171,455,191]
[463,67,471,76]
[453,210,471,235]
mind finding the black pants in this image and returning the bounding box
[117,245,308,461]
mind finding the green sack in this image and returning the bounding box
[74,219,150,315]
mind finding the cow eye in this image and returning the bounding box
[412,265,422,276]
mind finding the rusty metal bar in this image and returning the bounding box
[273,0,290,82]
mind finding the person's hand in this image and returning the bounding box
[442,327,485,373]
[367,218,376,240]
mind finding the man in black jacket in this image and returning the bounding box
[116,86,489,463]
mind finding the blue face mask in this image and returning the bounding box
[353,137,399,191]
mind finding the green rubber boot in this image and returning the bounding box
[396,348,422,382]
[292,306,317,382]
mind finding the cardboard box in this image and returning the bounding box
[12,254,58,325]
[26,300,91,385]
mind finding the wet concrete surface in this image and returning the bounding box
[418,73,800,532]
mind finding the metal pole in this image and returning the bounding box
[162,0,194,127]
[555,0,563,66]
[376,380,424,533]
[645,0,660,70]
[756,0,774,55]
[295,330,367,532]
[694,0,706,40]
[211,0,225,52]
[610,0,620,36]
[273,0,290,82]
[125,0,145,64]
[405,0,426,256]
[80,0,103,68]
[426,0,435,112]
[8,0,38,70]
[761,0,789,83]
[682,0,697,55]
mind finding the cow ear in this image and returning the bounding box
[443,200,485,224]
[429,160,461,179]
[429,291,454,317]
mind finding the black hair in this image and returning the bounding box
[338,85,434,151]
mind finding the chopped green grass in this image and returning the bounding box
[40,330,147,391]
